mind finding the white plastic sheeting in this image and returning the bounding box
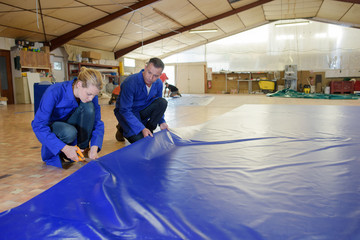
[163,20,360,76]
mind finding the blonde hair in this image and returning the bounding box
[77,67,103,90]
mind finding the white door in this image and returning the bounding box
[176,63,205,94]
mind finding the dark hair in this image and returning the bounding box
[147,57,164,70]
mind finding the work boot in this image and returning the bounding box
[115,124,125,141]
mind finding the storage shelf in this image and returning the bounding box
[209,71,279,94]
[67,62,120,81]
[69,62,118,69]
[21,66,50,70]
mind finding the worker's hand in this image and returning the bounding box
[142,128,153,138]
[160,122,169,131]
[88,146,99,159]
[61,145,79,161]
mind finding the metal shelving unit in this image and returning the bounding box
[284,65,297,90]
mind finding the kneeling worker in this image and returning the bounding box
[114,58,169,143]
[32,67,104,168]
[164,82,182,97]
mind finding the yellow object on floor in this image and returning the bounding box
[258,80,275,93]
[304,87,310,93]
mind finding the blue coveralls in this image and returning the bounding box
[114,69,166,138]
[31,80,104,167]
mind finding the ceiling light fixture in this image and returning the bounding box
[189,29,218,33]
[275,20,310,28]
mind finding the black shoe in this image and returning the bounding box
[59,152,74,169]
[60,152,73,162]
[115,124,125,141]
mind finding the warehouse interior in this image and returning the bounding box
[1,0,360,239]
[1,0,360,102]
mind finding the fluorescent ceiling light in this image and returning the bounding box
[189,29,218,33]
[275,21,310,28]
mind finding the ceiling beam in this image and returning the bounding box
[49,0,160,51]
[114,0,273,59]
[335,0,360,3]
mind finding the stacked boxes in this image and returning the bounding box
[81,51,101,62]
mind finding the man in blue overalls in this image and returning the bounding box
[114,58,169,143]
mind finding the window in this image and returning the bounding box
[53,62,62,70]
[124,58,135,67]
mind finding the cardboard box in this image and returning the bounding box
[41,46,50,53]
[81,51,101,60]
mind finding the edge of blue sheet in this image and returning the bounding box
[1,104,360,240]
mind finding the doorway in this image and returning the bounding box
[315,74,322,93]
[0,50,14,104]
[176,63,205,94]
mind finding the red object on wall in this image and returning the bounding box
[207,80,212,89]
[354,81,360,91]
[330,81,354,94]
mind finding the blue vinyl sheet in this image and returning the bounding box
[1,104,360,239]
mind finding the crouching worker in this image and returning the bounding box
[114,57,169,143]
[164,82,182,97]
[32,67,104,168]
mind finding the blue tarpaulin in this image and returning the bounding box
[1,104,360,239]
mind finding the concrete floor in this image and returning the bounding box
[1,93,359,212]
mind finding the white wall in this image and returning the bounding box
[163,20,360,77]
[50,47,67,81]
[50,55,66,82]
[0,37,15,50]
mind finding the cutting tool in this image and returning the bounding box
[75,146,86,162]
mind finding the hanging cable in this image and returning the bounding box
[109,0,183,50]
[37,0,48,43]
[113,12,135,52]
[141,12,144,54]
[36,0,39,29]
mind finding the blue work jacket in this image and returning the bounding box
[114,69,165,137]
[31,80,104,167]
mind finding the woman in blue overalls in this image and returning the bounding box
[32,67,104,168]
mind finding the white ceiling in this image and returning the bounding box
[0,0,359,60]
